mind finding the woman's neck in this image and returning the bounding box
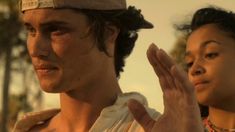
[209,107,235,129]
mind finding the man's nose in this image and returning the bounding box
[27,33,50,58]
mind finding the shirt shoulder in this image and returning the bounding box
[90,92,161,132]
[13,109,60,132]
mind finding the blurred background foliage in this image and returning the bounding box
[0,0,42,131]
[170,35,187,70]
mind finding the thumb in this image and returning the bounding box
[128,99,156,131]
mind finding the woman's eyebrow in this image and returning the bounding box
[201,40,221,48]
[185,40,221,58]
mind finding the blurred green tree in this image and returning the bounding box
[0,0,24,131]
[169,35,187,70]
[0,0,42,131]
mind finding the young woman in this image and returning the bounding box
[182,7,235,131]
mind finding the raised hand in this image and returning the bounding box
[128,44,203,132]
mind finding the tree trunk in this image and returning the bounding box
[1,43,12,132]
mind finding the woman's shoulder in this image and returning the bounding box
[13,108,60,132]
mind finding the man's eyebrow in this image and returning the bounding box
[185,40,221,58]
[23,22,31,27]
[40,21,69,27]
[23,21,69,28]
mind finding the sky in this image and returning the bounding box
[1,0,235,113]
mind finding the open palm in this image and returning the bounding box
[128,44,203,132]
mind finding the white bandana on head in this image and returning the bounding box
[21,0,54,11]
[20,0,127,12]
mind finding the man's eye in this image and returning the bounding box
[47,26,66,35]
[48,26,59,32]
[205,52,218,59]
[26,27,36,36]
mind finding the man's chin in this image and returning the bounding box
[40,83,62,93]
[40,88,59,93]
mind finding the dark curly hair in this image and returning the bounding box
[178,6,235,40]
[176,6,235,118]
[73,6,153,78]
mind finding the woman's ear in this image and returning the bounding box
[104,23,120,55]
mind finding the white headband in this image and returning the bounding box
[20,0,127,12]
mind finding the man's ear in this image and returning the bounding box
[104,23,120,55]
[104,23,120,45]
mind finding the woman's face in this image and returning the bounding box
[185,24,235,108]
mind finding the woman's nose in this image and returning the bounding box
[190,61,206,76]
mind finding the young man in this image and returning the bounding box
[14,0,203,131]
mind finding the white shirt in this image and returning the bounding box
[13,92,161,132]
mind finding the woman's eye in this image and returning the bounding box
[205,52,218,59]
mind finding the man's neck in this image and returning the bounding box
[49,76,122,131]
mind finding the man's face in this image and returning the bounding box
[23,9,111,93]
[185,24,235,108]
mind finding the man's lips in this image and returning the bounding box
[34,64,58,74]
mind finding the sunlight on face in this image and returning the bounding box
[186,24,235,108]
[23,8,110,93]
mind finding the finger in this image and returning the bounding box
[154,59,173,91]
[15,109,60,131]
[128,99,155,132]
[146,43,162,76]
[147,44,174,92]
[147,44,170,78]
[171,65,194,94]
[157,49,190,91]
[147,44,176,91]
[157,49,175,71]
[155,51,177,91]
